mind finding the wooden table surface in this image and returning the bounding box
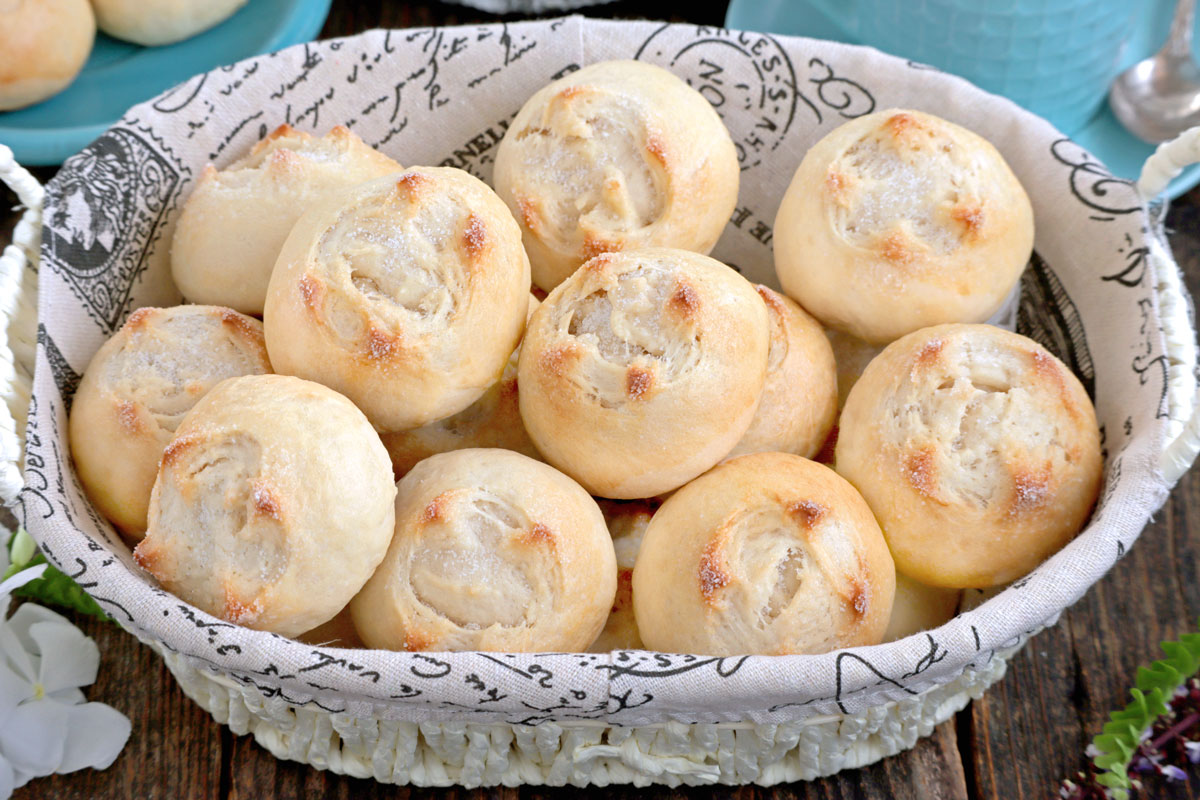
[5,1,1200,798]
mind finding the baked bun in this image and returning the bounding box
[172,125,401,315]
[882,573,960,643]
[836,324,1103,588]
[69,306,271,541]
[349,449,616,652]
[493,60,740,291]
[518,248,769,498]
[380,296,541,479]
[297,607,364,649]
[134,374,396,638]
[725,286,838,459]
[633,453,895,656]
[588,499,656,652]
[0,0,94,111]
[92,0,247,45]
[774,109,1034,345]
[264,167,531,431]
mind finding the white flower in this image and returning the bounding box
[0,543,131,798]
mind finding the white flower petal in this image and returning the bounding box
[29,621,98,694]
[5,604,70,654]
[56,702,130,773]
[46,687,84,706]
[10,767,32,790]
[0,627,35,686]
[0,700,68,776]
[0,662,34,723]
[0,564,47,599]
[0,753,14,798]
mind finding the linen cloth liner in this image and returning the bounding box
[20,17,1173,727]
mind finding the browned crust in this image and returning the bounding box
[403,628,435,651]
[904,448,939,499]
[131,540,161,575]
[884,112,923,140]
[115,400,141,434]
[251,481,283,521]
[222,584,262,625]
[825,169,848,202]
[267,147,301,173]
[520,521,555,548]
[218,308,264,344]
[755,285,787,317]
[499,376,519,399]
[160,434,200,470]
[539,344,580,379]
[879,231,917,265]
[625,366,653,400]
[913,338,943,369]
[1009,465,1052,516]
[396,171,427,197]
[124,307,157,332]
[298,275,323,314]
[951,205,985,238]
[556,85,586,102]
[645,133,668,167]
[250,124,304,156]
[845,578,870,620]
[698,539,730,605]
[668,280,700,321]
[364,328,399,361]
[786,499,826,529]
[516,197,539,234]
[421,492,451,524]
[582,236,618,260]
[463,214,488,260]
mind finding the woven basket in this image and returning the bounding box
[5,20,1200,787]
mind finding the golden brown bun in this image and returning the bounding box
[588,499,657,652]
[836,324,1103,588]
[349,449,617,652]
[92,0,246,45]
[134,374,396,638]
[774,110,1034,344]
[264,167,531,431]
[518,248,770,498]
[725,286,838,460]
[380,297,541,480]
[633,453,895,656]
[882,573,960,643]
[493,60,739,291]
[171,125,401,315]
[0,0,94,111]
[68,306,271,541]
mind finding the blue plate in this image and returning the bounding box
[727,0,1200,199]
[0,0,332,166]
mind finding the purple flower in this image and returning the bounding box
[1163,764,1188,782]
[1186,740,1200,763]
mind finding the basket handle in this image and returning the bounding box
[1136,128,1200,484]
[0,144,42,505]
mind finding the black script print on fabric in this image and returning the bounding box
[42,127,184,333]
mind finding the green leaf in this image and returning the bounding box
[4,529,111,622]
[1089,619,1200,791]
